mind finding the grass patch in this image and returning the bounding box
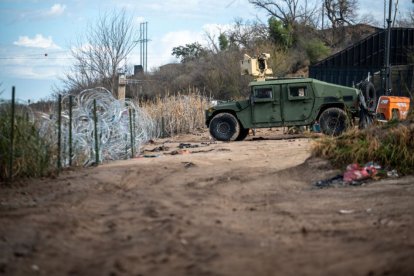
[312,112,414,174]
[141,90,210,137]
[0,103,55,180]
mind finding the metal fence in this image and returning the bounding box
[1,87,156,182]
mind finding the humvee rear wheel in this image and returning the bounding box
[360,81,377,111]
[236,127,249,141]
[209,113,240,141]
[319,108,348,136]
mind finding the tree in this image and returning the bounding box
[268,17,293,49]
[218,33,229,51]
[227,18,268,51]
[62,9,138,97]
[172,42,207,63]
[410,9,414,25]
[395,7,414,27]
[248,0,317,27]
[324,0,358,29]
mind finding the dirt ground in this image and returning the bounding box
[1,129,414,276]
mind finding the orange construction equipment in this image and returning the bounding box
[376,96,411,121]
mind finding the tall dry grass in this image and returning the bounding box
[0,104,55,180]
[141,89,210,137]
[312,111,414,174]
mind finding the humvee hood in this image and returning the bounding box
[212,99,249,111]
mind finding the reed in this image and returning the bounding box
[141,89,210,137]
[0,104,55,180]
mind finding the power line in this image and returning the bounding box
[0,49,72,60]
[0,57,74,60]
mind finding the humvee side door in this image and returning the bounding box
[251,85,282,125]
[282,83,315,123]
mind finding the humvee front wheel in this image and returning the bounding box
[319,108,348,136]
[209,113,240,141]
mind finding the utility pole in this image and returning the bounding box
[384,0,392,95]
[138,22,149,73]
[321,1,324,30]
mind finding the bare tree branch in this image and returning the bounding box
[324,0,358,29]
[248,0,317,27]
[392,0,399,27]
[62,9,138,97]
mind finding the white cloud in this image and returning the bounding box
[143,24,233,69]
[161,30,203,47]
[116,0,254,21]
[157,30,203,64]
[8,66,58,80]
[14,34,61,49]
[202,23,232,35]
[46,4,66,17]
[17,3,67,21]
[0,45,71,81]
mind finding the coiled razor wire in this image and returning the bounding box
[39,87,157,167]
[1,88,212,170]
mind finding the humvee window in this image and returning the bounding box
[255,88,272,99]
[289,86,307,98]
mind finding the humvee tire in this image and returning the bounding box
[319,107,348,136]
[236,127,249,141]
[209,113,240,141]
[360,81,377,111]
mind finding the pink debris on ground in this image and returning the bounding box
[343,163,378,182]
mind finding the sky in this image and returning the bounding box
[0,0,412,102]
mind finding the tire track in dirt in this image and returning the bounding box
[1,137,414,276]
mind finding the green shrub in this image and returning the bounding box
[304,39,330,64]
[268,17,293,49]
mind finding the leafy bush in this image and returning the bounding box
[304,39,331,64]
[268,17,293,49]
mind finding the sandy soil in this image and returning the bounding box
[1,130,414,276]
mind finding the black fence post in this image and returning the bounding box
[69,96,73,166]
[132,109,136,142]
[57,94,62,171]
[125,134,128,160]
[129,108,134,158]
[93,99,99,165]
[161,116,165,138]
[8,86,16,181]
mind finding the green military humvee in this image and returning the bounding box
[205,53,368,141]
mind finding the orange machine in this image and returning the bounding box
[376,96,411,121]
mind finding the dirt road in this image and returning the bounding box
[1,132,414,276]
